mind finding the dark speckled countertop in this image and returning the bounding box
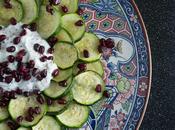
[134,0,175,130]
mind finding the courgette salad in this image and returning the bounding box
[0,0,114,129]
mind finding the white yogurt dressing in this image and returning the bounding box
[0,23,58,91]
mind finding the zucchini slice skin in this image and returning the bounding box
[32,116,61,130]
[72,71,105,105]
[37,6,61,39]
[61,13,85,42]
[53,42,78,69]
[75,33,101,62]
[8,95,47,127]
[56,102,90,128]
[0,107,9,122]
[17,127,31,130]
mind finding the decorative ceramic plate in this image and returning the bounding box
[69,0,152,130]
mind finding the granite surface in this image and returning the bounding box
[134,0,175,130]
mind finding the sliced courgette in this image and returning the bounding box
[54,28,73,43]
[44,76,72,98]
[53,42,77,69]
[72,71,105,105]
[61,14,85,42]
[32,116,61,130]
[75,33,101,62]
[8,95,47,127]
[0,107,9,121]
[18,0,38,24]
[37,5,61,39]
[73,60,104,76]
[53,67,72,82]
[47,92,73,114]
[17,127,31,130]
[56,102,90,128]
[0,120,11,130]
[0,0,23,26]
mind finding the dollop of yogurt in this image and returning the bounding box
[0,23,58,91]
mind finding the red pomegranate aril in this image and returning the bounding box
[28,107,34,116]
[23,92,30,97]
[47,56,53,60]
[52,69,59,77]
[36,74,43,81]
[22,24,29,29]
[40,69,47,78]
[77,63,86,71]
[15,55,23,62]
[8,55,15,62]
[47,48,54,54]
[34,43,40,52]
[10,17,17,25]
[0,35,6,42]
[47,36,58,47]
[20,29,27,36]
[30,23,37,31]
[0,101,6,107]
[36,95,45,104]
[25,115,34,122]
[57,99,67,105]
[3,91,11,98]
[7,121,17,130]
[95,84,102,93]
[3,67,12,74]
[98,45,103,53]
[40,56,47,62]
[13,37,21,44]
[46,5,54,15]
[15,88,22,95]
[34,107,41,114]
[105,38,114,48]
[61,6,68,13]
[4,2,12,9]
[33,89,41,95]
[32,68,38,76]
[0,87,3,95]
[4,76,13,84]
[23,74,31,81]
[0,61,9,67]
[83,50,89,58]
[28,60,35,68]
[99,38,106,47]
[17,49,26,56]
[10,91,16,99]
[16,116,23,123]
[77,8,84,15]
[103,90,110,98]
[58,80,67,87]
[38,46,45,54]
[15,75,21,82]
[46,98,53,106]
[75,20,84,26]
[6,46,16,52]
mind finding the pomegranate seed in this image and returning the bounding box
[0,35,6,42]
[77,63,86,71]
[77,8,84,15]
[0,87,3,95]
[47,48,54,54]
[22,24,29,29]
[28,107,34,116]
[13,37,21,44]
[15,88,22,95]
[58,80,67,87]
[46,98,53,106]
[75,20,84,26]
[36,74,43,81]
[3,91,11,98]
[98,45,103,53]
[61,6,68,13]
[33,89,41,95]
[5,76,13,83]
[105,38,114,48]
[32,68,38,76]
[3,67,12,74]
[57,99,67,104]
[6,46,16,52]
[47,56,53,60]
[10,91,16,99]
[8,55,15,62]
[83,50,89,58]
[28,60,35,68]
[47,36,58,47]
[46,5,54,15]
[38,46,45,54]
[99,38,106,47]
[0,61,9,67]
[23,92,30,97]
[7,121,17,130]
[34,43,40,52]
[23,74,31,81]
[40,69,47,78]
[36,95,45,104]
[95,84,102,93]
[15,55,23,62]
[49,0,60,5]
[20,29,26,36]
[52,69,59,77]
[4,2,12,9]
[103,90,110,98]
[25,115,34,122]
[18,49,26,56]
[34,107,41,114]
[30,23,37,31]
[16,116,23,123]
[10,17,17,25]
[40,56,47,62]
